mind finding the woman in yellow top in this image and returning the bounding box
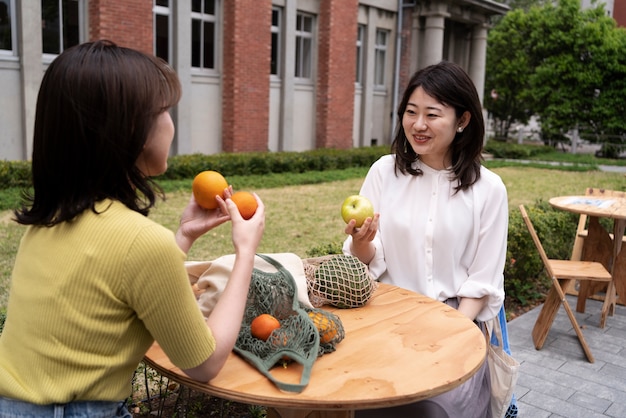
[0,40,265,417]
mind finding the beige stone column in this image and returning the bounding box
[469,24,488,105]
[421,3,448,68]
[17,1,43,159]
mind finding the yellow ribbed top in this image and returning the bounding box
[0,200,215,404]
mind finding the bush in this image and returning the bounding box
[158,146,389,181]
[505,201,578,306]
[0,309,5,335]
[484,140,553,159]
[0,146,390,191]
[0,160,32,189]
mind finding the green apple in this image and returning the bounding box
[341,195,374,227]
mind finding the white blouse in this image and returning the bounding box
[343,154,508,321]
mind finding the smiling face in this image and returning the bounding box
[402,86,470,170]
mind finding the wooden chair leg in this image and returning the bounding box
[532,285,562,350]
[576,281,590,313]
[600,280,616,329]
[533,278,595,363]
[553,278,595,363]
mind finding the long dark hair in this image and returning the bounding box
[390,61,484,192]
[15,40,181,226]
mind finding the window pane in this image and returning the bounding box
[0,0,12,50]
[192,0,201,13]
[271,7,281,76]
[375,50,385,85]
[301,38,311,78]
[355,25,364,83]
[302,15,312,32]
[271,31,279,75]
[155,0,169,6]
[203,20,214,69]
[42,0,61,54]
[204,0,215,14]
[155,13,169,61]
[191,19,201,67]
[62,0,79,51]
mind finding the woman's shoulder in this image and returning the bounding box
[90,199,171,237]
[479,165,506,189]
[370,154,396,171]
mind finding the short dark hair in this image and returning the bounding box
[15,40,182,226]
[391,61,484,192]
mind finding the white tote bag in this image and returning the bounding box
[486,311,520,418]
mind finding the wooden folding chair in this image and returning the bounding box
[519,205,612,363]
[569,188,626,314]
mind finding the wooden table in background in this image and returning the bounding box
[549,195,626,327]
[144,284,486,418]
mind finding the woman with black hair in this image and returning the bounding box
[343,61,509,417]
[0,40,265,417]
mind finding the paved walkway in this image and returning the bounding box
[508,295,626,417]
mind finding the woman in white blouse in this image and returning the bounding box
[344,61,508,418]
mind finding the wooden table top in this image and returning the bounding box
[144,283,486,411]
[549,195,626,219]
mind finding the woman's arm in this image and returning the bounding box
[182,194,265,382]
[457,296,488,321]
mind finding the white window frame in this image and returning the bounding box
[271,6,282,78]
[41,0,85,61]
[374,28,389,87]
[294,12,314,80]
[0,0,16,55]
[153,1,172,63]
[191,0,218,72]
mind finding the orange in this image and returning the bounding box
[250,313,281,341]
[192,170,228,209]
[230,191,258,220]
[308,311,339,344]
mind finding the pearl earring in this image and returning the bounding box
[457,126,464,133]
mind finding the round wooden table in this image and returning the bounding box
[143,283,487,418]
[549,195,626,327]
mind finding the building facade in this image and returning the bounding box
[0,0,509,161]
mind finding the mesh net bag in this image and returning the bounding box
[304,254,378,308]
[234,254,344,393]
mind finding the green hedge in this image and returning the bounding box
[0,309,5,335]
[157,146,389,181]
[0,147,389,190]
[484,140,553,159]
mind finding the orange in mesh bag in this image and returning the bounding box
[234,254,345,393]
[304,254,378,308]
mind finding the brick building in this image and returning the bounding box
[0,0,508,161]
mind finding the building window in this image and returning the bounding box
[355,24,365,84]
[0,0,14,52]
[374,29,388,87]
[154,0,170,62]
[294,12,314,79]
[271,6,282,77]
[191,0,217,70]
[42,0,81,55]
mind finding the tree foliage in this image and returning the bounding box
[485,0,626,148]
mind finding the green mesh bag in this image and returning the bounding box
[304,254,378,308]
[234,254,344,393]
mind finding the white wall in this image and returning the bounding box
[0,62,22,160]
[190,75,222,154]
